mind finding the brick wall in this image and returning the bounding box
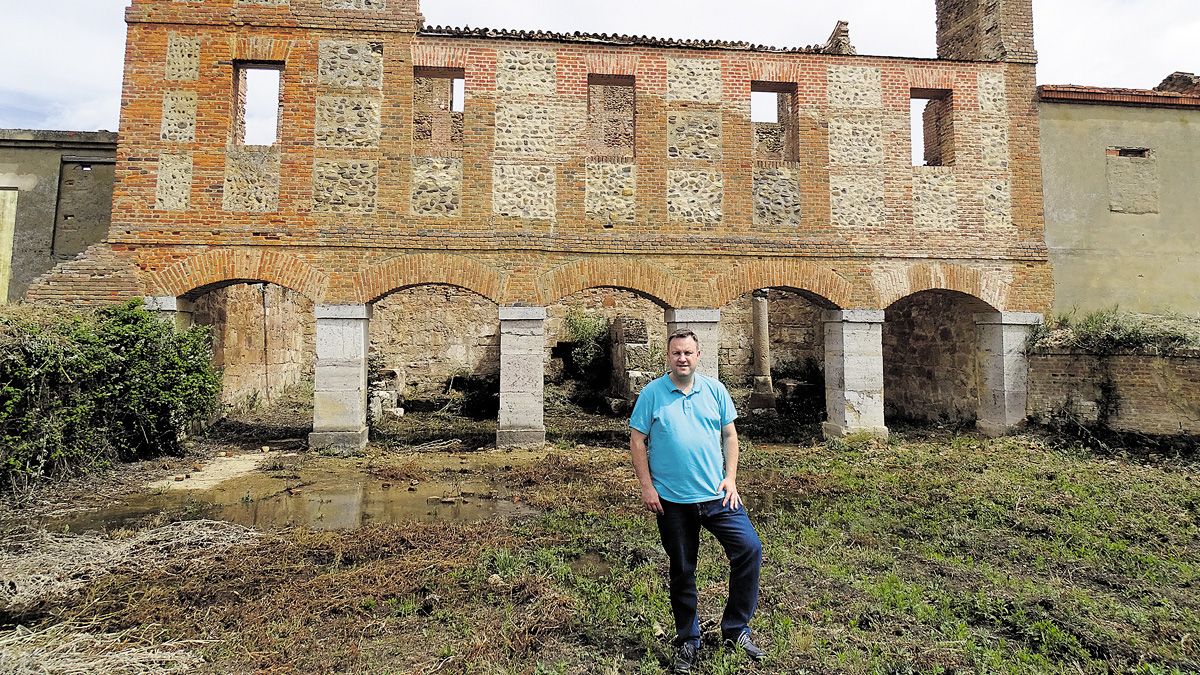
[26,0,1051,322]
[1028,351,1200,436]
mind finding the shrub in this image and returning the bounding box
[0,300,221,491]
[563,308,610,376]
[1029,308,1200,355]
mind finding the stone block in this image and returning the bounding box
[913,169,957,229]
[318,39,384,89]
[499,354,544,393]
[222,147,279,212]
[979,121,1009,170]
[496,428,546,448]
[667,170,722,224]
[982,179,1012,229]
[315,321,369,360]
[155,152,192,211]
[585,162,635,223]
[411,157,462,217]
[830,174,884,228]
[499,391,544,428]
[498,306,547,321]
[977,71,1007,116]
[827,65,882,108]
[495,103,555,154]
[313,389,367,428]
[314,361,368,391]
[667,112,722,160]
[753,166,802,226]
[313,160,378,213]
[496,49,556,96]
[308,428,369,454]
[160,91,197,141]
[493,164,556,218]
[315,96,381,147]
[500,333,543,356]
[667,58,721,102]
[829,117,883,166]
[165,33,200,81]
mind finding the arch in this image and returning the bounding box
[875,262,1007,311]
[354,253,501,304]
[711,259,856,308]
[538,258,684,308]
[150,249,328,302]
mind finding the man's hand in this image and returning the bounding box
[641,483,664,514]
[718,477,741,510]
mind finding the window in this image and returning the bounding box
[751,81,797,161]
[1107,147,1158,214]
[413,67,465,146]
[588,75,635,157]
[911,88,954,166]
[234,62,283,145]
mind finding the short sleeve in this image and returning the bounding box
[629,386,653,434]
[717,382,737,426]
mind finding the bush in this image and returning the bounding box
[563,308,610,378]
[1029,308,1200,355]
[0,300,221,491]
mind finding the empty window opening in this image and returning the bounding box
[235,63,283,146]
[80,164,92,172]
[414,67,466,145]
[1113,147,1150,158]
[911,88,954,166]
[587,74,636,157]
[751,81,798,161]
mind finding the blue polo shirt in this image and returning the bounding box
[629,372,738,504]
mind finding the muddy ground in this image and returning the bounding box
[1,394,1198,674]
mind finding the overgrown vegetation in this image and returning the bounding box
[1029,308,1200,355]
[563,307,611,381]
[3,433,1197,673]
[0,301,220,491]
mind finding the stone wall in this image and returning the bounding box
[369,285,499,399]
[882,290,989,423]
[192,283,315,405]
[719,290,826,386]
[1028,351,1200,435]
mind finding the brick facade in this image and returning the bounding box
[25,0,1050,316]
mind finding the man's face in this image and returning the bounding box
[667,336,700,379]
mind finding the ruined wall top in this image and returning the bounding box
[935,0,1036,64]
[126,0,424,32]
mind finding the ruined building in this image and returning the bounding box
[27,0,1051,450]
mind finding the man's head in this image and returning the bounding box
[666,329,700,380]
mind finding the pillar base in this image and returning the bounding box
[976,419,1023,438]
[747,391,777,410]
[822,421,889,441]
[496,428,546,448]
[308,427,369,454]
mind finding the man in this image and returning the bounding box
[629,329,765,673]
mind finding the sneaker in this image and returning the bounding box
[671,641,699,674]
[725,631,766,661]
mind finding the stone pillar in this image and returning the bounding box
[497,306,546,448]
[822,310,888,439]
[665,308,720,380]
[144,295,195,330]
[975,311,1042,437]
[748,289,776,409]
[309,304,371,453]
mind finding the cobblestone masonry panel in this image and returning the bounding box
[829,116,883,166]
[913,169,957,230]
[827,65,882,109]
[977,71,1008,116]
[496,49,556,97]
[318,39,383,89]
[312,160,378,213]
[753,166,802,227]
[667,112,722,160]
[223,147,280,212]
[493,164,556,219]
[160,90,197,142]
[494,103,555,155]
[585,162,636,223]
[155,151,192,211]
[667,169,723,224]
[830,174,885,228]
[667,58,722,103]
[314,95,381,147]
[983,179,1013,229]
[411,157,462,217]
[979,120,1010,170]
[323,0,386,9]
[165,33,200,81]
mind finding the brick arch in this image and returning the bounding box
[355,253,502,304]
[711,260,856,308]
[539,259,685,308]
[876,262,1007,311]
[151,249,328,302]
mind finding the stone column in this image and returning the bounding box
[665,308,720,380]
[144,295,195,330]
[309,304,371,453]
[975,311,1042,436]
[748,289,776,409]
[822,310,888,439]
[497,306,546,448]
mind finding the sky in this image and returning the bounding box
[0,0,1195,132]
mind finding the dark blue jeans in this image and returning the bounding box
[656,497,763,647]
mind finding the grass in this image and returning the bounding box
[3,432,1198,673]
[1030,308,1200,355]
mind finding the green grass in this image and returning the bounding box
[6,433,1199,673]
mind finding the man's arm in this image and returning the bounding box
[629,429,663,514]
[717,422,742,509]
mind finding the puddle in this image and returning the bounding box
[38,454,534,533]
[569,551,615,580]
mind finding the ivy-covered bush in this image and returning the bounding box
[0,300,221,490]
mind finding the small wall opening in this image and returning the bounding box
[235,63,283,146]
[191,282,315,408]
[911,88,954,166]
[588,74,636,157]
[413,67,466,147]
[752,81,798,161]
[883,289,992,426]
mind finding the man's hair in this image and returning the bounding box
[667,329,699,349]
